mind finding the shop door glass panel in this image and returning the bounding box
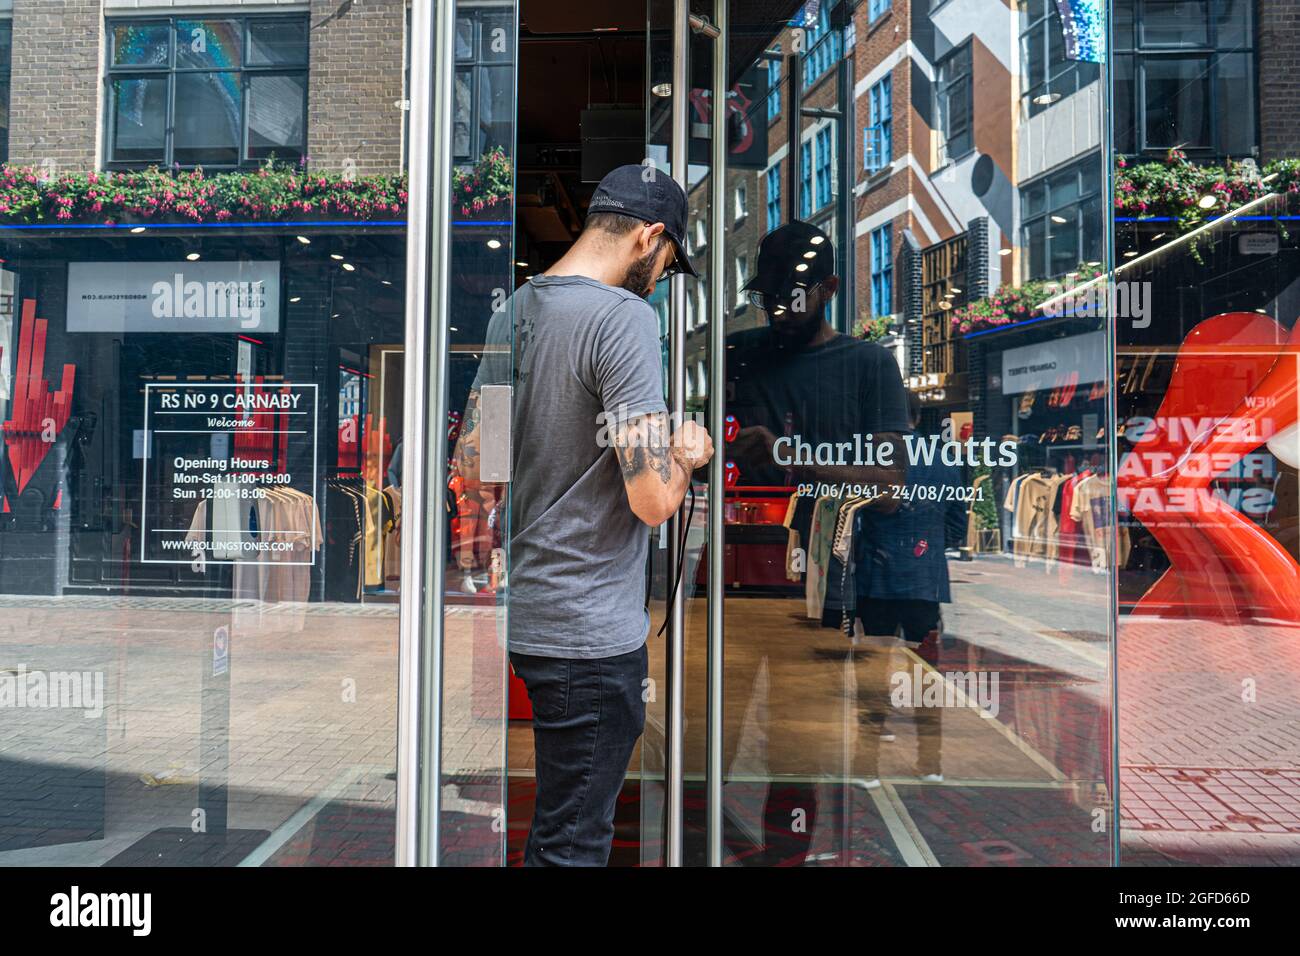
[0,5,411,866]
[439,0,517,867]
[712,0,1114,866]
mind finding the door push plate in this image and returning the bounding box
[479,384,513,483]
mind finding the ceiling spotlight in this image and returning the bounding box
[342,262,356,271]
[1050,214,1068,224]
[289,296,301,303]
[810,235,825,245]
[296,236,311,245]
[795,263,809,272]
[939,300,952,310]
[802,250,817,259]
[516,261,528,268]
[998,248,1012,256]
[1032,92,1062,106]
[130,226,147,234]
[950,287,961,293]
[381,280,393,286]
[186,252,201,261]
[330,254,344,261]
[487,239,502,250]
[1152,233,1166,241]
[1123,250,1138,257]
[1197,194,1217,209]
[652,82,673,98]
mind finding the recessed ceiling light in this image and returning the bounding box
[1123,250,1138,257]
[289,296,301,303]
[1033,92,1062,106]
[186,253,200,261]
[802,251,817,259]
[330,254,344,260]
[652,83,672,98]
[1050,214,1067,224]
[130,226,147,234]
[487,239,502,250]
[296,236,311,245]
[1197,194,1217,209]
[810,236,825,245]
[998,248,1012,256]
[950,287,961,293]
[342,262,356,271]
[381,280,393,286]
[516,261,528,268]
[795,263,809,271]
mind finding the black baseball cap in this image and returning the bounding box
[587,164,699,278]
[742,221,836,295]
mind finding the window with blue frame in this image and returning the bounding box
[801,3,841,89]
[800,140,812,218]
[870,224,893,318]
[766,164,782,230]
[868,0,891,23]
[815,126,832,209]
[767,46,781,122]
[865,75,892,173]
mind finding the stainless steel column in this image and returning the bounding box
[396,0,456,867]
[705,0,727,868]
[665,0,690,869]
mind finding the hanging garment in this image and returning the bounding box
[805,494,841,620]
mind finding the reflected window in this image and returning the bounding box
[766,164,782,230]
[767,47,782,122]
[801,2,842,89]
[1112,0,1256,157]
[815,127,833,209]
[866,75,892,173]
[105,15,308,169]
[453,11,516,162]
[870,223,893,318]
[1019,155,1103,280]
[800,140,812,217]
[1020,0,1100,116]
[868,0,891,23]
[935,43,973,165]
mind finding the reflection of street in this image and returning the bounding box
[0,595,506,866]
[1118,616,1300,865]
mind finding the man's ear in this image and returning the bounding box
[822,275,840,297]
[640,221,666,256]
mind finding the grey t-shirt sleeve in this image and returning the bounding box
[471,302,514,390]
[591,299,668,426]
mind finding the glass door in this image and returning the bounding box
[0,5,415,866]
[699,0,1115,866]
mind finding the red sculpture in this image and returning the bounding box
[2,298,76,499]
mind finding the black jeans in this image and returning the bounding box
[509,643,648,867]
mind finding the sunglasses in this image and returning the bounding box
[748,280,824,312]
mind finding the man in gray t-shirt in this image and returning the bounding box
[456,165,713,866]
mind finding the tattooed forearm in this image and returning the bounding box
[613,412,676,485]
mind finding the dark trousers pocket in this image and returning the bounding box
[509,652,570,721]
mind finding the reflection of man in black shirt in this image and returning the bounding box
[727,220,911,535]
[721,221,914,866]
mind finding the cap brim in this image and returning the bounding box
[669,235,699,278]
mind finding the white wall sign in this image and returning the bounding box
[67,261,281,333]
[1001,330,1106,395]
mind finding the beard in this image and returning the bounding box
[619,241,666,299]
[770,301,825,347]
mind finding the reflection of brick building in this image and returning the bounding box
[6,0,408,175]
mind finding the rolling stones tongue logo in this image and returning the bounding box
[914,539,929,557]
[2,299,76,505]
